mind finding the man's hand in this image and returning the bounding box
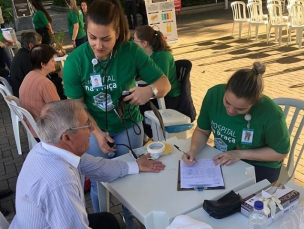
[137,153,165,172]
[212,150,242,166]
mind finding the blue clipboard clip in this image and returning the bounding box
[189,184,212,192]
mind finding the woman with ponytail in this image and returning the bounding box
[30,0,54,45]
[182,62,290,183]
[134,25,181,137]
[63,0,171,227]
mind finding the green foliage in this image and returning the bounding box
[0,0,14,25]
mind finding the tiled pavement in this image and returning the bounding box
[1,1,304,228]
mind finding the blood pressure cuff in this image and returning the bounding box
[203,190,241,219]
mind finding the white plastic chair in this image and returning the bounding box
[288,3,304,48]
[273,98,304,184]
[0,77,12,95]
[247,2,269,41]
[0,85,23,155]
[231,1,249,39]
[5,96,39,151]
[267,3,289,45]
[0,211,9,229]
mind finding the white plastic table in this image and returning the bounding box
[186,180,304,229]
[98,137,256,229]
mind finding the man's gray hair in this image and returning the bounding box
[36,100,85,144]
[20,32,42,49]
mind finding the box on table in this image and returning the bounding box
[241,186,300,226]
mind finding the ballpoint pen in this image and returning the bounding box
[174,144,190,159]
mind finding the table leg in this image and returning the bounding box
[97,182,110,212]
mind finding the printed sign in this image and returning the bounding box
[145,0,178,42]
[174,0,181,12]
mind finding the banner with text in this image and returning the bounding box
[145,0,178,42]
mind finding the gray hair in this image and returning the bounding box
[20,32,42,49]
[36,100,85,144]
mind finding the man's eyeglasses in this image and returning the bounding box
[68,118,92,131]
[60,119,92,139]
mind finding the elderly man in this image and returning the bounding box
[10,32,41,97]
[10,100,165,229]
[10,32,66,99]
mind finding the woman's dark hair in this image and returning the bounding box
[30,44,57,70]
[135,25,171,52]
[86,0,130,46]
[31,0,52,23]
[226,62,266,104]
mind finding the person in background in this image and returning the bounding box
[124,0,137,29]
[10,32,66,99]
[182,62,290,183]
[81,1,88,20]
[63,0,171,227]
[137,0,147,25]
[30,0,54,45]
[65,0,87,48]
[9,99,165,229]
[10,32,42,97]
[19,44,60,140]
[0,6,4,28]
[134,25,181,137]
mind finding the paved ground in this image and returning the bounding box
[1,1,304,228]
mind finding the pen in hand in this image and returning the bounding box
[174,144,190,159]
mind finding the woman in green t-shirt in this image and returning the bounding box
[182,62,290,183]
[30,0,54,45]
[134,25,181,137]
[63,0,171,225]
[65,0,87,48]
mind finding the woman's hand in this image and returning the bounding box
[212,150,242,166]
[6,40,13,46]
[72,40,76,48]
[126,86,153,105]
[137,153,165,172]
[181,151,196,166]
[0,41,5,48]
[93,130,116,154]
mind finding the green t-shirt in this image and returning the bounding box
[63,41,164,133]
[0,30,3,42]
[150,51,181,97]
[32,10,49,29]
[197,84,290,169]
[67,8,86,39]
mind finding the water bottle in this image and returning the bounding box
[248,200,268,229]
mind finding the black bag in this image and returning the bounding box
[203,190,242,219]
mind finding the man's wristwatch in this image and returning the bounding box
[148,84,158,98]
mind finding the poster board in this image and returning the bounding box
[174,0,181,12]
[13,0,31,18]
[1,28,18,46]
[145,0,178,42]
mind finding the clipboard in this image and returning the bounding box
[177,160,225,191]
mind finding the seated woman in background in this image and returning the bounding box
[182,62,290,183]
[134,25,181,138]
[19,44,60,140]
